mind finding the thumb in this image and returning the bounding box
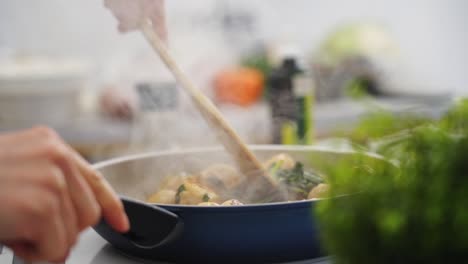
[148,0,168,44]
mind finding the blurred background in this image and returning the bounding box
[0,0,466,161]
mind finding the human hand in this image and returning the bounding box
[0,127,129,263]
[99,85,139,120]
[104,0,167,39]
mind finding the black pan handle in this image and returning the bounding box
[95,196,183,249]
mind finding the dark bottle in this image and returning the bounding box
[268,57,314,144]
[267,57,301,144]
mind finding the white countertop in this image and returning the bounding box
[1,229,331,264]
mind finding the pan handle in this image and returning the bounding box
[95,196,183,250]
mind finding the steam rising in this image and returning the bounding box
[93,1,300,201]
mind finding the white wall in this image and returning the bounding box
[1,0,467,95]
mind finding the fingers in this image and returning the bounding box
[0,163,79,257]
[36,193,68,262]
[59,187,79,246]
[5,242,35,261]
[0,155,99,233]
[104,0,167,39]
[71,152,129,232]
[47,135,129,232]
[58,157,101,231]
[148,0,167,42]
[5,242,46,263]
[8,126,128,232]
[31,131,102,231]
[0,187,69,262]
[104,0,144,33]
[0,127,49,160]
[103,0,111,8]
[99,86,138,120]
[0,126,129,263]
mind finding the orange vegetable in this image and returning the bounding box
[213,68,265,106]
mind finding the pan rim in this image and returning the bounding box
[92,144,383,170]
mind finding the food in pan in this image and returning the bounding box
[147,153,327,205]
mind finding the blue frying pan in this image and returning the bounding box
[92,145,383,263]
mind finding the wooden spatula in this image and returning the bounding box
[139,20,281,197]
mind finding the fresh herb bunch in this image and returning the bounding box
[270,162,324,198]
[316,100,468,263]
[336,110,431,145]
[440,98,468,133]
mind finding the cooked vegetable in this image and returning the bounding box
[177,182,219,205]
[175,184,186,204]
[199,164,245,191]
[272,162,325,199]
[148,189,176,204]
[160,175,185,190]
[147,153,326,205]
[263,153,296,171]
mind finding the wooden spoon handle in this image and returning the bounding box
[140,21,273,185]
